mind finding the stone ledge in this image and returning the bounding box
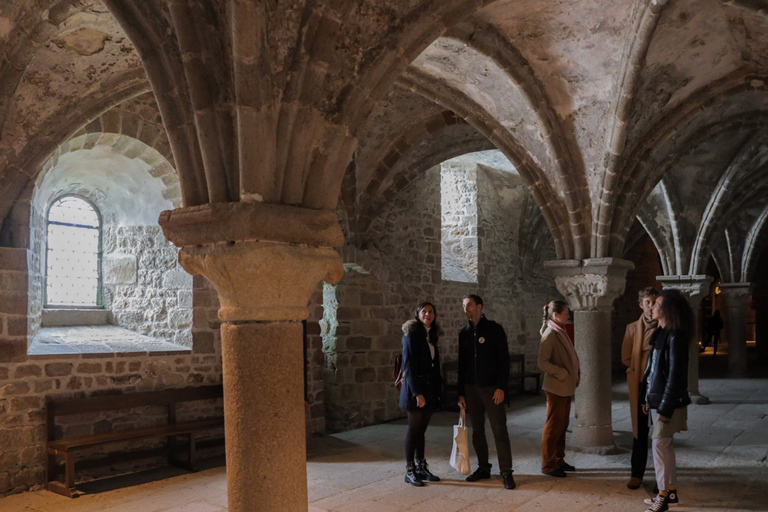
[28,325,190,357]
[41,308,110,327]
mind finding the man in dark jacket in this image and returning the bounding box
[457,294,514,490]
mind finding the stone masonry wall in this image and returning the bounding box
[312,165,559,433]
[441,162,478,283]
[0,256,222,496]
[104,226,193,347]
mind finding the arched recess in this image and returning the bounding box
[27,134,191,352]
[399,27,594,259]
[398,66,573,259]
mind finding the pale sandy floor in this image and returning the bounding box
[3,367,767,511]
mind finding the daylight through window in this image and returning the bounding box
[45,196,101,307]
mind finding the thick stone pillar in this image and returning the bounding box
[753,288,768,364]
[544,258,634,454]
[656,275,713,405]
[159,202,344,512]
[719,283,752,377]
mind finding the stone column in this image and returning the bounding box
[752,288,768,364]
[656,275,713,404]
[544,258,634,453]
[719,283,752,377]
[159,202,344,512]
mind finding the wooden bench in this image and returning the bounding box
[507,353,541,402]
[46,385,224,498]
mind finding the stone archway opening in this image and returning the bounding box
[27,138,191,355]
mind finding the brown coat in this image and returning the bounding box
[621,315,653,438]
[538,327,579,397]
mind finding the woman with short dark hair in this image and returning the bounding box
[399,302,443,486]
[641,289,693,512]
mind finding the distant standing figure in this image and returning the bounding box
[706,310,724,355]
[399,302,443,487]
[538,300,580,478]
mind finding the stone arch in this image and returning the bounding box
[100,1,499,211]
[446,22,591,258]
[399,67,572,259]
[593,0,670,257]
[607,71,768,257]
[0,73,150,248]
[352,110,493,236]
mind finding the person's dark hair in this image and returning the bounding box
[543,300,568,325]
[463,294,483,307]
[657,289,694,336]
[415,301,440,344]
[638,287,659,302]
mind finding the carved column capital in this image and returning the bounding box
[159,201,344,322]
[544,258,634,311]
[719,282,753,301]
[178,241,343,322]
[656,275,714,308]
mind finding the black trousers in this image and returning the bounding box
[631,396,650,478]
[464,384,513,474]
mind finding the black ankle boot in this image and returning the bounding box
[405,462,424,486]
[415,459,440,482]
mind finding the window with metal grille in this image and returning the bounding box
[45,196,102,307]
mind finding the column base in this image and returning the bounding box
[570,425,619,455]
[690,393,710,405]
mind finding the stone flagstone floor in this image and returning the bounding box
[2,351,767,511]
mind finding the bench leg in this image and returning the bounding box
[189,432,198,470]
[169,433,198,472]
[48,454,79,498]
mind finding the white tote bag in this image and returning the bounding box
[449,409,471,475]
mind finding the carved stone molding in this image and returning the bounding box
[657,275,714,308]
[545,258,634,311]
[158,201,345,322]
[178,240,343,322]
[719,282,753,301]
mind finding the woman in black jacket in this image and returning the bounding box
[641,289,693,512]
[399,301,443,486]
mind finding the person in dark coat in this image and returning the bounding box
[399,301,443,486]
[457,294,515,490]
[641,289,693,512]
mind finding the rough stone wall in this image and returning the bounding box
[313,165,559,433]
[441,163,478,282]
[0,268,222,496]
[104,226,193,347]
[26,200,192,346]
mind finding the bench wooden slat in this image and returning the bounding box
[48,418,224,452]
[46,385,224,498]
[48,385,223,415]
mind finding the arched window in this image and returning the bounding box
[45,196,102,307]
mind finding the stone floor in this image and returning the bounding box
[3,349,767,511]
